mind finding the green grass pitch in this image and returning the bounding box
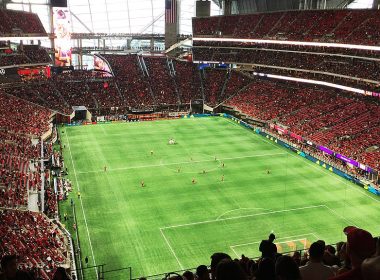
[59,117,380,278]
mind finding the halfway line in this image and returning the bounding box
[77,152,287,174]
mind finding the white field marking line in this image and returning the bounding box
[100,124,107,135]
[159,153,222,174]
[253,127,380,204]
[276,238,307,245]
[64,127,98,276]
[275,238,308,249]
[228,193,242,210]
[77,152,287,174]
[322,204,358,227]
[231,236,312,258]
[160,205,325,231]
[222,118,377,203]
[159,228,184,270]
[311,232,321,240]
[230,246,240,258]
[216,207,270,220]
[230,233,315,248]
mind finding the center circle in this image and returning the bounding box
[160,153,222,174]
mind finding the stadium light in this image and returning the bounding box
[193,37,380,52]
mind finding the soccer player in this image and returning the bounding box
[150,150,154,156]
[214,156,217,161]
[104,165,107,172]
[141,180,145,187]
[221,175,224,182]
[192,178,196,184]
[222,162,225,168]
[267,170,271,175]
[77,191,81,199]
[203,170,206,174]
[177,167,181,173]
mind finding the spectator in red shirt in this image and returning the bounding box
[329,226,376,280]
[361,238,380,280]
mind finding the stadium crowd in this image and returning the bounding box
[144,56,179,105]
[0,210,70,280]
[1,7,379,280]
[0,44,51,67]
[2,57,379,172]
[193,9,380,45]
[226,80,380,171]
[252,66,380,92]
[193,47,380,84]
[103,54,154,108]
[22,45,52,64]
[193,41,380,58]
[0,9,46,35]
[0,88,70,279]
[173,60,203,104]
[0,54,30,66]
[1,225,378,280]
[90,55,248,108]
[179,226,380,280]
[202,69,226,106]
[0,91,53,209]
[3,71,124,115]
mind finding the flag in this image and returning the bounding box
[165,0,177,24]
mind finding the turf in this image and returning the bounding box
[59,117,380,278]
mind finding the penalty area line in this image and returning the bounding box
[230,233,317,248]
[257,131,380,204]
[159,228,184,270]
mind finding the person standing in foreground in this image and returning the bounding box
[259,233,277,259]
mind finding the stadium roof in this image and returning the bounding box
[4,0,377,36]
[5,0,222,35]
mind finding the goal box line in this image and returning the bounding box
[230,233,319,249]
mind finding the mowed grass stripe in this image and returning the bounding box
[59,117,380,278]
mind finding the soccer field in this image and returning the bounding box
[59,117,380,278]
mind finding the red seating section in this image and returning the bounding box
[0,210,69,280]
[227,80,380,170]
[144,57,179,105]
[0,9,46,35]
[193,10,380,45]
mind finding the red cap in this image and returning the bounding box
[343,226,376,258]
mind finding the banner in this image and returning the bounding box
[335,153,360,167]
[18,66,51,80]
[53,7,72,66]
[318,145,335,155]
[94,56,111,73]
[0,66,21,82]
